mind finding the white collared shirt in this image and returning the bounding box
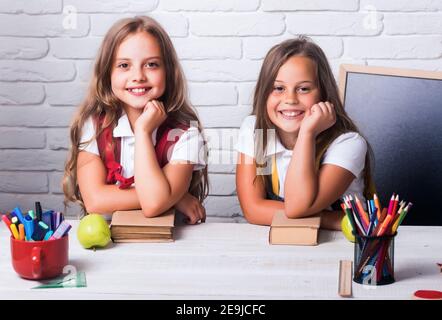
[235,115,367,202]
[79,113,207,183]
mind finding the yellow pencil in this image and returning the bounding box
[10,224,19,239]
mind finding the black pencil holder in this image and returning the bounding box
[353,232,396,286]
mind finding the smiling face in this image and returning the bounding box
[111,31,166,112]
[266,55,321,146]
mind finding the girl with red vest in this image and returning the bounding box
[63,16,208,224]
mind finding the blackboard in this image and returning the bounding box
[339,64,442,226]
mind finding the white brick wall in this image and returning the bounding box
[1,0,441,219]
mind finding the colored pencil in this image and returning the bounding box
[343,193,413,285]
[374,193,382,220]
[386,194,395,216]
[354,194,370,230]
[391,194,399,216]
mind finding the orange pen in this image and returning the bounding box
[18,224,25,241]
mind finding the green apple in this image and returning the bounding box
[77,214,111,249]
[341,214,355,243]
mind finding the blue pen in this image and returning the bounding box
[51,211,58,230]
[23,215,35,241]
[12,207,26,225]
[43,230,54,241]
[42,210,54,231]
[32,221,49,241]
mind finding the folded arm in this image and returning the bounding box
[284,132,355,218]
[77,151,140,214]
[77,150,195,217]
[236,152,285,226]
[134,127,193,218]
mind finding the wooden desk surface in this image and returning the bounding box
[1,221,441,299]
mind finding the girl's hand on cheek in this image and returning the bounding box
[300,101,336,137]
[134,100,167,134]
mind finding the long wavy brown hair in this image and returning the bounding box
[63,16,209,213]
[252,36,375,200]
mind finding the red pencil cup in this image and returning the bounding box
[10,235,69,280]
[353,232,396,286]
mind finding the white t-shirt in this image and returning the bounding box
[79,113,207,181]
[235,115,367,202]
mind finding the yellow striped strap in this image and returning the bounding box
[271,154,279,196]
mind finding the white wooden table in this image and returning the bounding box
[1,221,441,299]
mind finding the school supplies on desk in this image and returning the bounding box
[110,209,175,243]
[338,260,353,298]
[340,193,413,286]
[269,211,321,246]
[4,203,71,280]
[32,271,87,289]
[1,206,71,243]
[11,232,69,280]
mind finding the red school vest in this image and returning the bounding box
[94,115,189,189]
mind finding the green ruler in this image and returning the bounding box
[31,271,87,289]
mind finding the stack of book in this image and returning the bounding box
[110,209,175,243]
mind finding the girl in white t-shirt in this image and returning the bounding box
[236,37,375,229]
[63,16,208,224]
